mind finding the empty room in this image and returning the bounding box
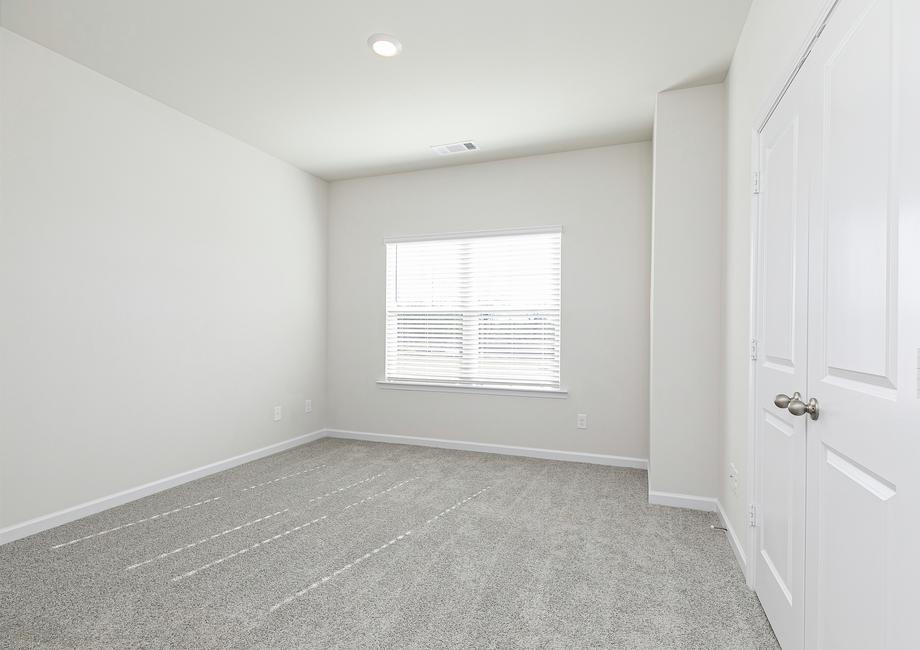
[1,1,917,648]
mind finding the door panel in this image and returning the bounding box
[823,0,897,390]
[755,0,918,647]
[803,0,917,647]
[760,412,796,601]
[819,446,894,649]
[754,62,814,650]
[762,119,801,372]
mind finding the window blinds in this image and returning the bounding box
[385,228,562,390]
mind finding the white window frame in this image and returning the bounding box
[378,226,566,398]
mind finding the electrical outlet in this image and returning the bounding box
[729,463,739,494]
[305,399,313,414]
[273,405,283,422]
[576,414,588,429]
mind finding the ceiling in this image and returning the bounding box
[0,1,752,180]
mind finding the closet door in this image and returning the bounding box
[804,0,919,647]
[751,54,818,650]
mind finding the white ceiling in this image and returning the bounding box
[0,1,752,180]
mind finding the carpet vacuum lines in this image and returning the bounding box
[50,496,223,549]
[340,476,421,513]
[170,473,416,582]
[172,515,328,582]
[269,485,492,613]
[125,508,291,570]
[49,461,344,550]
[50,460,338,550]
[240,463,327,492]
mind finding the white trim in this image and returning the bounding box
[384,224,562,244]
[645,493,749,579]
[647,490,719,512]
[746,125,762,592]
[753,0,841,132]
[0,429,325,546]
[376,380,568,398]
[324,428,648,469]
[717,499,749,578]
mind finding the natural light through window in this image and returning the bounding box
[383,227,562,393]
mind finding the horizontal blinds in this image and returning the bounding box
[385,230,561,389]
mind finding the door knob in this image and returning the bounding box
[774,392,801,409]
[788,396,819,420]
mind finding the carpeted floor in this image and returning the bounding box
[0,438,778,649]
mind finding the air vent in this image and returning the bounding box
[431,141,479,156]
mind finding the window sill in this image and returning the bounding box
[376,380,568,398]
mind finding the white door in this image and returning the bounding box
[753,0,920,648]
[752,54,816,650]
[803,0,919,647]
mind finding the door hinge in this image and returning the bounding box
[749,504,759,528]
[750,338,759,361]
[752,171,761,195]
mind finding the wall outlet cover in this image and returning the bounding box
[729,463,739,493]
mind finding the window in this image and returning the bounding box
[383,227,562,394]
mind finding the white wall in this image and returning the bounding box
[649,84,724,500]
[721,0,829,538]
[0,29,328,529]
[327,144,652,460]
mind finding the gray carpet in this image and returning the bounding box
[0,438,778,649]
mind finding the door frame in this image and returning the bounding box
[745,0,842,592]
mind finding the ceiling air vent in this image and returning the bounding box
[430,141,479,156]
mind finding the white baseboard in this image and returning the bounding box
[646,492,749,581]
[648,490,719,512]
[717,499,749,579]
[0,429,325,546]
[324,428,649,469]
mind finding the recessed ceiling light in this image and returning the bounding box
[367,33,402,57]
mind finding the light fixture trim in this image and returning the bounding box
[367,33,403,57]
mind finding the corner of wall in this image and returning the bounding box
[648,83,726,503]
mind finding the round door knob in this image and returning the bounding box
[788,397,819,420]
[774,392,800,409]
[787,398,806,415]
